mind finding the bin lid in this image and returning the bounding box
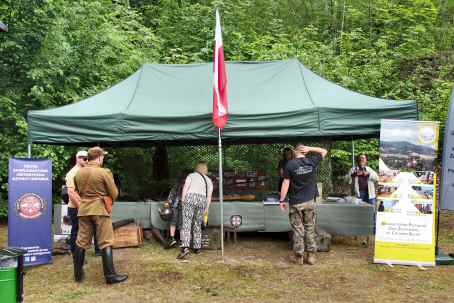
[0,247,27,260]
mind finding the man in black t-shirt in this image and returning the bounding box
[279,143,327,265]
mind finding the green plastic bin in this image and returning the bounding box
[0,247,26,303]
[0,266,17,303]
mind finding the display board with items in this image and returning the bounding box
[209,169,271,201]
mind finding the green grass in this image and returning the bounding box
[2,211,454,302]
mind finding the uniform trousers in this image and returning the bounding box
[76,215,114,250]
[68,207,100,253]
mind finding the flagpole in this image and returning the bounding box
[218,127,224,257]
[213,8,226,258]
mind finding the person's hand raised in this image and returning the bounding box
[300,146,311,154]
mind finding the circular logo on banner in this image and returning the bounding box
[418,125,437,144]
[16,193,46,219]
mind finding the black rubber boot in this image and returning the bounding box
[73,246,85,282]
[101,247,128,284]
[94,247,102,257]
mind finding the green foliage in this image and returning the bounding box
[1,0,453,217]
[0,202,7,221]
[0,0,161,216]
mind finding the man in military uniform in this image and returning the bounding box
[279,143,327,265]
[65,150,101,256]
[73,146,127,284]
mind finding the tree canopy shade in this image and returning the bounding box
[27,59,417,145]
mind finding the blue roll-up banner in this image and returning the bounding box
[8,158,53,266]
[441,87,454,210]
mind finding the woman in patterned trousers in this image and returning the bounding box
[177,161,213,259]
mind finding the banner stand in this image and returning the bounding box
[436,249,454,265]
[436,174,454,265]
[435,191,454,265]
[437,87,454,264]
[8,158,53,266]
[375,120,439,267]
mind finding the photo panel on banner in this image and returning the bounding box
[374,120,439,266]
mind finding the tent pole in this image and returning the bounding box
[27,144,32,158]
[218,128,224,258]
[352,139,355,166]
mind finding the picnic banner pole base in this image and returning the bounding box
[436,248,454,266]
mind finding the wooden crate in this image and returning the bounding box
[113,223,143,248]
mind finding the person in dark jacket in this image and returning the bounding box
[280,143,327,265]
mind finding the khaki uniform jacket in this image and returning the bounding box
[74,161,118,217]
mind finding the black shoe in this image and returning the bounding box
[165,237,177,249]
[101,247,128,284]
[73,246,85,282]
[177,247,190,260]
[192,248,202,255]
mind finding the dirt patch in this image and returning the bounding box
[158,271,184,283]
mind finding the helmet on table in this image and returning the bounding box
[159,202,173,221]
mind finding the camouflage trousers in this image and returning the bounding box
[289,201,317,256]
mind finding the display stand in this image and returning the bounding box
[436,249,454,265]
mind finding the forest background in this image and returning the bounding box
[1,0,453,219]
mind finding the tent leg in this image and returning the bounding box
[351,139,355,166]
[27,144,32,159]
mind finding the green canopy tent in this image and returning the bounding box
[28,59,417,145]
[30,59,418,239]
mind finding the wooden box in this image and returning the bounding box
[113,223,143,248]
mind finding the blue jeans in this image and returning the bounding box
[359,191,376,206]
[68,207,79,253]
